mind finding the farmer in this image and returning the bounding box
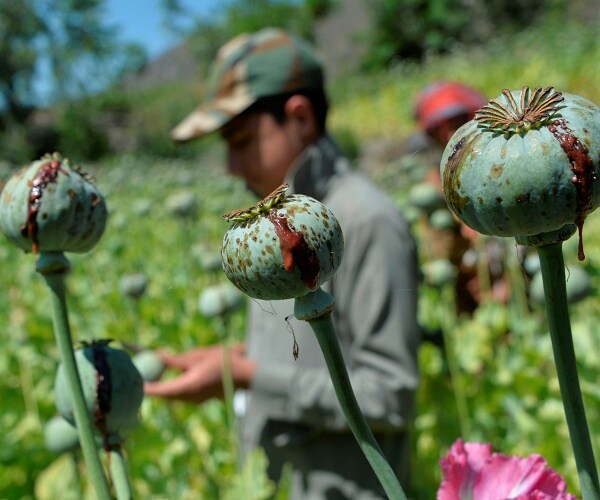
[145,27,420,499]
[413,81,509,314]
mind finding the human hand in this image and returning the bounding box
[144,344,255,404]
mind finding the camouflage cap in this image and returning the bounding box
[171,28,325,142]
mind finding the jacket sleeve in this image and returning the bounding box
[251,204,421,432]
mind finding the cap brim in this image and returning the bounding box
[171,94,256,143]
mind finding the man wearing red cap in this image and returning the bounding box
[414,81,509,314]
[415,81,487,149]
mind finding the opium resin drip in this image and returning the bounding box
[92,345,112,443]
[268,212,320,290]
[548,118,596,260]
[20,160,67,253]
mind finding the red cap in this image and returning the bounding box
[415,82,487,131]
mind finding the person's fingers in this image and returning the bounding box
[156,351,193,369]
[144,370,205,403]
[230,343,246,356]
[157,348,212,369]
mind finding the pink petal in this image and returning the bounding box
[473,454,563,498]
[438,440,576,500]
[438,439,493,500]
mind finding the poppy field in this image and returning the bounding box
[1,146,599,498]
[2,19,600,498]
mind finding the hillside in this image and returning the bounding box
[18,0,600,165]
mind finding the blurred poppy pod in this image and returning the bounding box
[0,153,107,254]
[131,350,165,382]
[44,415,80,454]
[408,181,446,213]
[165,189,198,219]
[221,184,344,300]
[529,263,592,306]
[440,86,600,259]
[119,272,149,299]
[55,341,144,436]
[198,282,244,318]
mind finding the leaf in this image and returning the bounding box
[223,448,275,500]
[34,453,87,500]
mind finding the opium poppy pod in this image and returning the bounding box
[0,153,107,254]
[221,185,344,301]
[440,87,600,259]
[55,341,144,436]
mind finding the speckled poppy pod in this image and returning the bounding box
[221,184,344,300]
[0,152,107,254]
[440,86,600,259]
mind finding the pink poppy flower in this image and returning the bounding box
[438,439,577,499]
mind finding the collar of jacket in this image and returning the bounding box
[285,134,350,201]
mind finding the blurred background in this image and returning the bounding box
[1,1,599,498]
[1,0,598,165]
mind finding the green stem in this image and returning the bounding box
[508,247,530,330]
[537,243,600,500]
[218,316,236,431]
[37,252,111,500]
[474,235,492,300]
[295,288,407,500]
[438,287,471,439]
[131,298,141,346]
[220,315,240,470]
[108,444,133,500]
[69,450,83,497]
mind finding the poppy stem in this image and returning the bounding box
[37,251,112,500]
[295,288,408,500]
[537,242,600,499]
[108,443,134,500]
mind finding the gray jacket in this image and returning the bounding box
[240,135,420,499]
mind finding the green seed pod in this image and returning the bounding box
[44,415,80,454]
[131,350,165,382]
[196,247,223,272]
[529,264,592,306]
[429,208,459,231]
[165,190,198,219]
[132,198,153,217]
[0,153,107,254]
[408,182,446,213]
[55,341,144,436]
[119,272,149,299]
[523,252,541,275]
[221,184,344,300]
[441,87,600,259]
[422,258,457,287]
[198,282,244,318]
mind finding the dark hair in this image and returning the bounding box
[244,87,329,134]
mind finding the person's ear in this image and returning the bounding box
[284,95,319,141]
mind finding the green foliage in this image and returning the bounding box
[55,103,110,161]
[410,234,600,498]
[0,0,148,163]
[4,147,600,498]
[361,0,565,69]
[330,126,361,165]
[128,84,214,158]
[0,1,43,118]
[2,10,600,499]
[0,0,145,119]
[0,157,256,498]
[330,19,600,141]
[220,0,312,40]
